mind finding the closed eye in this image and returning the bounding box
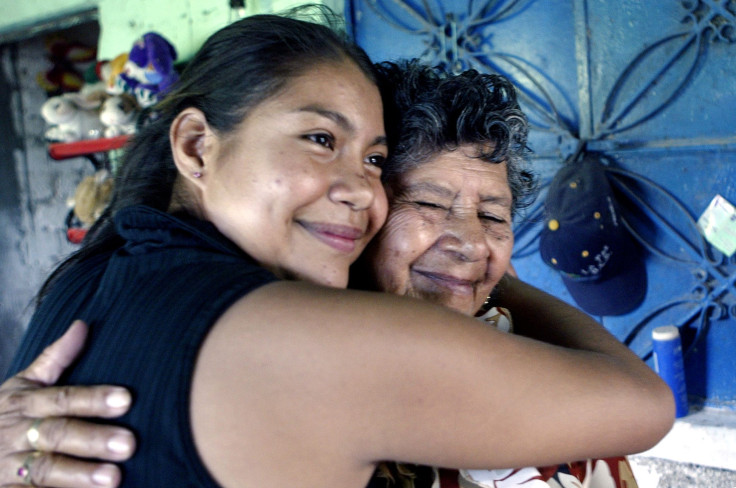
[416,201,447,210]
[480,213,506,223]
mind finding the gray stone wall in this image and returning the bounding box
[0,38,91,378]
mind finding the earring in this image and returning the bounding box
[193,172,202,178]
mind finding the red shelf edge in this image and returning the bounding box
[48,135,131,160]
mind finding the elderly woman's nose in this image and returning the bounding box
[440,213,488,260]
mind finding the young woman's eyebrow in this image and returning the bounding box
[298,105,353,131]
[298,105,387,148]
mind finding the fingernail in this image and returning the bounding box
[108,434,132,454]
[92,464,117,486]
[106,388,131,409]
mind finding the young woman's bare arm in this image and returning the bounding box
[190,278,674,487]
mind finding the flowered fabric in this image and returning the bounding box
[459,457,639,488]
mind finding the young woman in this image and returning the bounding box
[1,12,673,488]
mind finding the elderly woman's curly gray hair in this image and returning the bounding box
[375,60,537,218]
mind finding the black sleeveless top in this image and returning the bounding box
[8,205,277,487]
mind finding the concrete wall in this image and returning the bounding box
[0,0,98,34]
[0,35,90,377]
[3,0,344,61]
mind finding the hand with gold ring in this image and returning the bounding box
[1,321,136,488]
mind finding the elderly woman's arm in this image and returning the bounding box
[0,321,135,488]
[494,274,645,353]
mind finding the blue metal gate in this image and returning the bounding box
[348,0,736,409]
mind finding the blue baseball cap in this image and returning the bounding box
[539,156,647,316]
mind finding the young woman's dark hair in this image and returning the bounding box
[39,5,377,301]
[375,60,537,217]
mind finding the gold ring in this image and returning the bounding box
[17,451,41,486]
[26,418,43,450]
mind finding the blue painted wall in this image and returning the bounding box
[349,0,736,409]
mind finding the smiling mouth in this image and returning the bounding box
[413,270,477,295]
[299,221,364,254]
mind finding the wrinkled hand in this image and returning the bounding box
[0,321,136,487]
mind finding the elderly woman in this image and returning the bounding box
[353,60,533,312]
[358,61,639,488]
[0,60,664,488]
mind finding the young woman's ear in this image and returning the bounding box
[170,108,214,187]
